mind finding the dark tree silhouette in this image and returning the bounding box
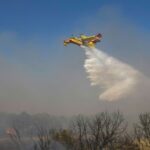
[134,113,150,149]
[33,126,52,150]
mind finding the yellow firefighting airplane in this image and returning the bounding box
[64,33,102,48]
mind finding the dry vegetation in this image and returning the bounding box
[0,111,150,150]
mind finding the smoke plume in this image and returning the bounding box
[82,46,140,101]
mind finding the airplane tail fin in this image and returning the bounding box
[96,33,102,38]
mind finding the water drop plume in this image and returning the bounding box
[82,46,139,101]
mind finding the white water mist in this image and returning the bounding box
[82,46,139,101]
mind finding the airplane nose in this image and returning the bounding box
[64,42,67,46]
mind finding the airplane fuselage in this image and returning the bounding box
[64,33,102,48]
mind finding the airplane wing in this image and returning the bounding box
[81,35,95,42]
[82,34,102,43]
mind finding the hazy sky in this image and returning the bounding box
[0,0,150,115]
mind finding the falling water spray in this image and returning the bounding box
[82,46,139,101]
